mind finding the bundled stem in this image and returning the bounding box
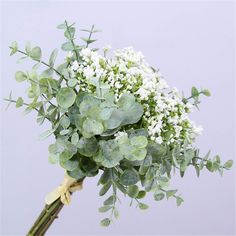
[27,177,84,236]
[27,198,64,236]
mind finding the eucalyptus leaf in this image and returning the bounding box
[30,47,42,60]
[120,169,139,186]
[56,87,76,109]
[15,71,27,82]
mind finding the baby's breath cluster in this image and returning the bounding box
[7,20,233,228]
[68,46,202,148]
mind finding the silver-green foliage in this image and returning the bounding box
[6,20,233,227]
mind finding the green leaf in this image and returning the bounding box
[67,166,85,180]
[176,196,184,206]
[81,37,97,44]
[202,89,211,96]
[77,137,98,157]
[191,87,199,97]
[16,97,23,108]
[71,132,79,145]
[106,109,123,129]
[114,208,119,219]
[138,202,149,210]
[59,150,73,162]
[60,156,78,171]
[117,93,143,125]
[120,169,139,186]
[127,185,139,198]
[129,148,147,161]
[64,27,75,40]
[96,140,123,168]
[56,87,76,109]
[100,218,111,227]
[48,154,59,164]
[104,195,116,205]
[39,128,55,140]
[25,42,31,54]
[10,41,18,55]
[223,160,233,170]
[68,79,77,87]
[130,136,148,149]
[82,118,104,136]
[99,181,112,196]
[61,42,74,51]
[30,46,42,60]
[15,71,27,82]
[166,190,178,199]
[98,169,112,185]
[98,205,112,213]
[57,23,66,29]
[137,190,146,199]
[154,192,165,201]
[79,156,98,177]
[49,49,58,66]
[60,116,70,129]
[206,160,214,172]
[60,129,70,135]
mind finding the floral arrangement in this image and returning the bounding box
[6,21,233,235]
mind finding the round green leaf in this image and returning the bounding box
[127,185,139,198]
[120,169,139,186]
[96,140,124,168]
[67,166,85,180]
[15,71,27,82]
[100,218,111,227]
[60,116,70,128]
[77,137,98,157]
[130,148,147,161]
[48,154,59,164]
[68,79,78,87]
[60,156,78,171]
[138,202,149,210]
[106,109,123,129]
[56,87,76,109]
[82,118,104,135]
[154,192,165,201]
[16,97,24,108]
[71,132,79,145]
[131,136,148,149]
[30,46,42,60]
[137,190,146,199]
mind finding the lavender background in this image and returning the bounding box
[0,1,235,235]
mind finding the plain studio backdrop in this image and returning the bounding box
[0,0,235,235]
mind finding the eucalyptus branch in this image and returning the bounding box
[4,98,52,123]
[10,48,66,81]
[86,25,95,48]
[65,21,79,60]
[41,94,57,108]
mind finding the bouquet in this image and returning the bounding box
[6,21,233,235]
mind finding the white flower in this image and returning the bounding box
[155,137,163,144]
[193,125,203,135]
[71,61,79,71]
[80,48,92,58]
[83,66,94,79]
[66,51,73,59]
[102,45,112,52]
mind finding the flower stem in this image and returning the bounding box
[26,177,84,235]
[27,198,64,236]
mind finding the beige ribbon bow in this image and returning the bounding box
[45,173,83,205]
